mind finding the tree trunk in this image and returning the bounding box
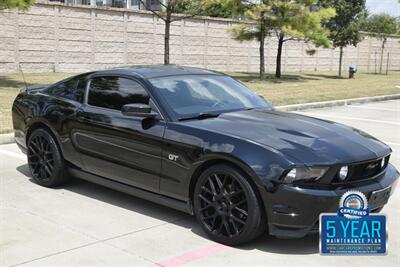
[259,16,265,79]
[275,34,284,78]
[338,46,343,77]
[164,9,172,65]
[164,18,170,65]
[379,38,386,74]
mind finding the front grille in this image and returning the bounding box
[349,159,382,181]
[335,155,389,183]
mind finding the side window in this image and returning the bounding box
[47,76,86,103]
[88,77,149,110]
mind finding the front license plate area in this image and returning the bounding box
[369,187,391,210]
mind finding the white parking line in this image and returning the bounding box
[384,141,400,146]
[0,149,26,161]
[348,105,399,112]
[299,113,400,126]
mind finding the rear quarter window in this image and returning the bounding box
[46,76,86,103]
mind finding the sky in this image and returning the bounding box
[366,0,400,17]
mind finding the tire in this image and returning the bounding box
[27,128,69,187]
[193,164,266,246]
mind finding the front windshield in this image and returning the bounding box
[149,75,271,118]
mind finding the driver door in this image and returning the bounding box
[72,75,165,193]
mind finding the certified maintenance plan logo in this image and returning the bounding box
[320,191,387,255]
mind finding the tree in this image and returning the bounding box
[318,0,367,77]
[0,0,35,10]
[198,2,236,18]
[267,1,335,78]
[177,0,237,18]
[395,16,400,35]
[139,0,205,65]
[361,14,398,73]
[227,1,335,79]
[228,1,272,79]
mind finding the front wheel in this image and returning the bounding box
[27,128,69,187]
[193,164,266,246]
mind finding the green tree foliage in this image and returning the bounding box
[227,1,272,79]
[0,0,35,10]
[396,17,400,35]
[361,14,397,38]
[361,14,398,73]
[227,0,335,78]
[176,0,237,18]
[199,2,236,18]
[318,0,367,77]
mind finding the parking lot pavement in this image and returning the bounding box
[0,100,399,267]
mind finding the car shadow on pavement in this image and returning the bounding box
[241,233,319,255]
[16,164,319,255]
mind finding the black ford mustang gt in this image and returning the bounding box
[12,65,399,245]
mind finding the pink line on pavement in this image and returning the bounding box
[149,243,229,267]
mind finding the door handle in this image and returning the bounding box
[76,115,92,123]
[76,116,84,122]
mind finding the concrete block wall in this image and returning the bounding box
[1,2,399,73]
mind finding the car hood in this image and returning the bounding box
[182,109,391,165]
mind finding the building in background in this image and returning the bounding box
[48,0,162,10]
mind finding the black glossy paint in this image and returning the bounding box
[12,65,399,238]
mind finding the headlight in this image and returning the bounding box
[283,167,328,183]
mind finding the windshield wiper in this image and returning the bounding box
[178,112,220,121]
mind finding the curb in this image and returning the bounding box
[0,94,399,146]
[275,94,400,112]
[0,133,14,145]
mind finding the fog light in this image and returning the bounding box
[339,166,348,180]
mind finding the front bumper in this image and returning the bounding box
[264,163,399,238]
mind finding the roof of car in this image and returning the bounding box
[93,65,224,79]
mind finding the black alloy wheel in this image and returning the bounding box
[199,173,248,236]
[27,128,69,187]
[194,164,265,245]
[28,134,54,181]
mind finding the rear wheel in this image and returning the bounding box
[27,128,69,187]
[193,164,266,246]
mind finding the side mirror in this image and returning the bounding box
[121,104,157,118]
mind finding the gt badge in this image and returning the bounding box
[168,154,179,161]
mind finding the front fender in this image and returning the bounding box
[161,122,295,201]
[190,139,293,190]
